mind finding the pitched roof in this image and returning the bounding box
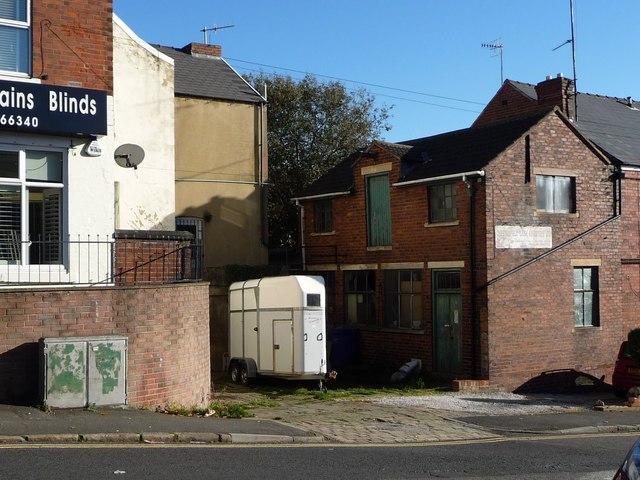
[294,109,553,199]
[509,80,640,166]
[292,151,361,200]
[398,109,551,182]
[154,45,265,104]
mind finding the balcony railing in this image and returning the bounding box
[0,232,202,287]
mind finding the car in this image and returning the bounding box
[613,437,640,479]
[612,341,640,398]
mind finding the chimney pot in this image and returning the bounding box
[546,75,552,80]
[557,72,564,78]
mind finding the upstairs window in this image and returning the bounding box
[536,175,575,213]
[366,174,391,246]
[429,183,457,223]
[0,0,30,75]
[314,199,333,233]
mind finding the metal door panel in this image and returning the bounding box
[273,320,293,374]
[87,339,127,406]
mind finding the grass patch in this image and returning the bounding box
[247,396,279,408]
[161,400,252,419]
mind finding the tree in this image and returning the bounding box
[246,73,391,248]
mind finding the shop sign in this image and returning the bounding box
[0,79,107,136]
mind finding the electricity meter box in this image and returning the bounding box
[40,336,127,408]
[228,275,326,383]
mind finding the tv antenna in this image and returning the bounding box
[201,24,235,44]
[552,0,578,121]
[482,40,504,84]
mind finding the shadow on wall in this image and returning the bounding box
[178,189,266,273]
[0,342,39,405]
[513,368,611,394]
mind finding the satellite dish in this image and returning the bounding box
[114,144,145,170]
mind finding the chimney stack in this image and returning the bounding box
[535,73,574,119]
[181,43,222,58]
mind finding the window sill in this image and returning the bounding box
[0,72,38,83]
[346,325,425,335]
[367,246,392,251]
[534,211,579,218]
[424,220,459,228]
[310,231,335,237]
[573,325,601,331]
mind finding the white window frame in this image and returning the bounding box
[0,0,31,76]
[0,144,66,269]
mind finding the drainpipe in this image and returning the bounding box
[463,175,479,379]
[259,85,268,246]
[295,200,306,271]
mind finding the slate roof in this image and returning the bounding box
[295,109,553,199]
[155,45,265,104]
[292,151,362,200]
[509,80,640,166]
[398,109,552,182]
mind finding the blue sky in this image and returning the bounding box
[114,1,640,143]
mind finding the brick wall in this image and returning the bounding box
[474,77,574,128]
[484,113,623,390]
[303,112,624,391]
[303,144,483,375]
[473,82,539,127]
[32,0,114,93]
[0,283,210,407]
[621,170,640,330]
[115,239,192,284]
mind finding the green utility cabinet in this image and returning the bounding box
[40,336,127,408]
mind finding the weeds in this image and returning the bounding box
[161,400,252,419]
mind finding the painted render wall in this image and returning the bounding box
[174,98,267,272]
[112,17,176,231]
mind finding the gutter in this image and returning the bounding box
[291,191,351,202]
[393,170,485,187]
[176,178,266,185]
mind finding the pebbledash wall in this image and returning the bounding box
[0,283,210,406]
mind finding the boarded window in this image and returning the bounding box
[366,174,391,246]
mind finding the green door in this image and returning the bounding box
[433,271,462,374]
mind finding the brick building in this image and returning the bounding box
[295,106,627,391]
[0,1,210,407]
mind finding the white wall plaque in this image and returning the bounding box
[495,225,552,249]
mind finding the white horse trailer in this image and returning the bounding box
[228,275,327,388]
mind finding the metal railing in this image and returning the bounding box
[0,234,203,287]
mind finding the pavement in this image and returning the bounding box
[1,386,639,445]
